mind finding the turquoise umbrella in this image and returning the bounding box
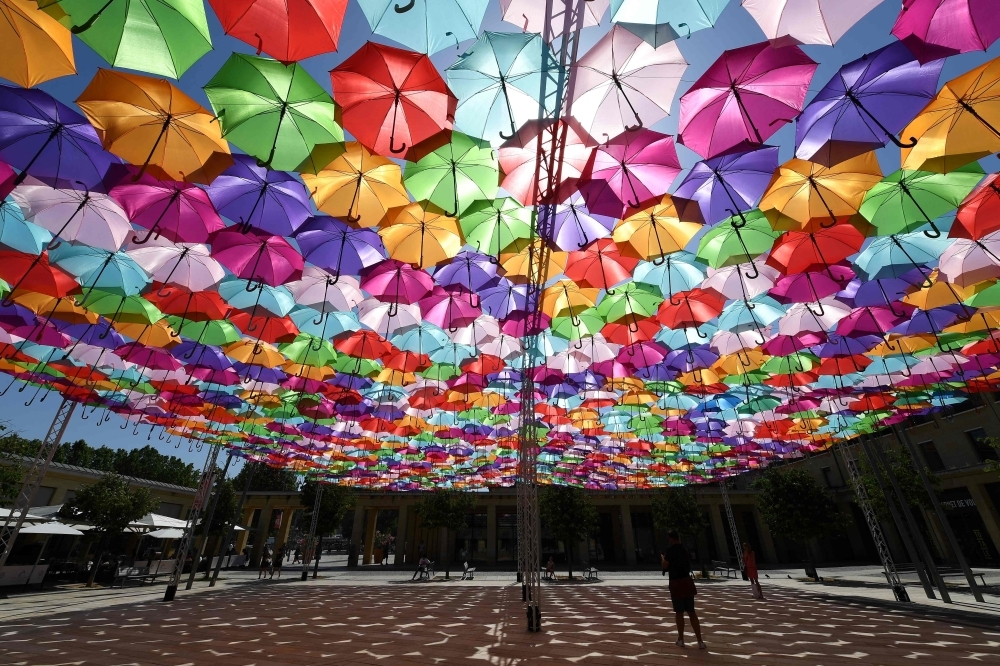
[853,231,950,281]
[357,0,488,55]
[446,31,562,145]
[0,198,52,255]
[49,245,150,299]
[610,0,731,47]
[218,279,295,316]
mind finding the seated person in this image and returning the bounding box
[411,555,431,580]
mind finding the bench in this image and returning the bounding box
[712,560,738,579]
[582,567,599,581]
[889,565,988,587]
[461,563,476,580]
[542,567,555,580]
[415,561,435,581]
[112,561,176,588]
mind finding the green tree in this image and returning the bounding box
[753,468,846,577]
[415,490,475,579]
[200,477,238,536]
[0,428,38,505]
[58,473,157,587]
[300,479,354,537]
[231,461,300,492]
[539,485,598,580]
[51,440,200,487]
[857,446,939,521]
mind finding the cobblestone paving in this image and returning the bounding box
[3,582,1000,665]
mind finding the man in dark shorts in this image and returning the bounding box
[662,531,705,649]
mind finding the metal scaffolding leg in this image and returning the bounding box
[302,484,323,581]
[837,441,909,602]
[210,460,258,587]
[720,480,744,573]
[163,443,221,601]
[187,450,234,589]
[0,398,76,568]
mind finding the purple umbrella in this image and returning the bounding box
[891,307,965,335]
[434,250,501,292]
[0,85,119,192]
[54,318,126,349]
[479,278,529,319]
[205,155,313,236]
[211,227,303,286]
[795,42,944,166]
[674,146,778,226]
[579,130,681,218]
[170,341,233,369]
[817,334,881,357]
[294,216,386,279]
[853,276,920,310]
[419,286,481,331]
[235,363,286,384]
[540,192,616,251]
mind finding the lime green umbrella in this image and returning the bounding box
[595,282,663,323]
[280,334,337,367]
[331,355,381,376]
[460,197,533,256]
[81,290,163,324]
[403,132,499,216]
[205,54,343,172]
[166,317,240,346]
[965,281,1000,306]
[761,352,818,374]
[859,164,985,237]
[421,363,460,381]
[51,0,211,78]
[551,308,604,339]
[695,210,781,269]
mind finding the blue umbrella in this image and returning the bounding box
[673,146,778,226]
[218,278,295,316]
[357,0,488,55]
[49,246,150,301]
[446,31,561,145]
[853,232,950,281]
[610,0,731,47]
[0,197,52,254]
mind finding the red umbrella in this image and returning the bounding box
[656,288,726,329]
[0,251,79,301]
[210,227,304,286]
[385,351,430,372]
[147,284,231,321]
[334,329,394,359]
[229,313,299,343]
[766,222,865,275]
[209,0,348,63]
[601,318,660,345]
[952,173,1000,240]
[564,239,638,291]
[498,119,594,206]
[330,42,456,160]
[678,41,818,159]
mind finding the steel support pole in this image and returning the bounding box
[862,434,951,603]
[720,480,744,573]
[837,441,909,601]
[163,443,221,601]
[0,398,76,568]
[854,435,935,599]
[210,460,258,587]
[894,425,985,602]
[302,484,323,581]
[186,450,233,589]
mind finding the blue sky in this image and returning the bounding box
[2,0,998,469]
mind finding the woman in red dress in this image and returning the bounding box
[743,542,764,599]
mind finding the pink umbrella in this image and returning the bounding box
[743,0,883,46]
[360,259,434,307]
[210,227,303,286]
[0,158,13,199]
[770,266,856,304]
[498,119,594,205]
[892,0,1000,64]
[126,237,226,292]
[938,235,1000,287]
[678,41,817,159]
[501,0,608,37]
[579,130,681,218]
[114,344,182,371]
[419,286,481,331]
[109,168,223,245]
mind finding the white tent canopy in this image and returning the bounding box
[19,522,83,536]
[131,513,189,529]
[146,528,185,539]
[0,507,45,521]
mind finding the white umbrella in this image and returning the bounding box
[742,0,884,47]
[147,528,186,539]
[12,179,133,251]
[19,522,83,536]
[131,513,189,528]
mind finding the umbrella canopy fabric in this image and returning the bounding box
[358,0,488,55]
[19,521,83,535]
[498,119,593,205]
[674,146,779,226]
[0,0,75,88]
[579,129,681,218]
[76,69,232,184]
[208,0,348,63]
[742,0,883,46]
[403,132,498,216]
[609,0,730,46]
[53,0,212,79]
[301,142,408,227]
[502,0,608,38]
[205,155,313,236]
[892,0,1000,64]
[679,41,817,159]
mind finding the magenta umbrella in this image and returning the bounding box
[892,0,1000,64]
[579,129,681,218]
[770,266,855,304]
[360,259,434,306]
[210,227,303,286]
[419,286,481,331]
[110,168,224,245]
[678,41,817,159]
[114,344,182,371]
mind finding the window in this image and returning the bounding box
[157,501,182,518]
[918,440,946,472]
[821,467,834,488]
[29,486,55,507]
[966,428,1000,463]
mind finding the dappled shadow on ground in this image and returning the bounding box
[2,582,1000,665]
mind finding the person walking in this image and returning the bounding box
[258,546,271,580]
[662,532,705,649]
[743,542,764,599]
[271,545,285,579]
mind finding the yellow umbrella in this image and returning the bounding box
[11,293,96,325]
[759,153,882,231]
[867,334,936,356]
[0,0,74,88]
[541,280,600,319]
[499,237,567,282]
[902,277,979,310]
[76,69,232,184]
[224,339,285,367]
[902,56,1000,173]
[377,201,463,269]
[612,195,702,261]
[301,142,409,228]
[112,321,179,347]
[376,367,415,385]
[283,363,332,381]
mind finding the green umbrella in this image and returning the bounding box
[737,395,781,414]
[331,355,381,376]
[859,164,985,237]
[595,282,664,323]
[205,54,343,172]
[459,197,533,256]
[761,352,818,374]
[695,210,781,270]
[551,308,604,340]
[81,290,163,324]
[166,317,240,346]
[51,0,211,78]
[280,334,337,367]
[403,132,499,216]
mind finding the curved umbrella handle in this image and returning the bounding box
[695,327,708,339]
[254,33,264,56]
[922,220,941,239]
[389,135,407,154]
[743,260,760,280]
[132,224,161,245]
[819,216,837,229]
[394,0,415,12]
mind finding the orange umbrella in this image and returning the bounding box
[378,202,463,269]
[612,195,702,261]
[301,142,409,228]
[76,69,232,184]
[0,0,74,88]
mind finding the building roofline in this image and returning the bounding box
[11,456,197,495]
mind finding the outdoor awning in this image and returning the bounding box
[19,522,84,536]
[146,528,186,539]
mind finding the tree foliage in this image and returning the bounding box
[0,428,38,505]
[539,485,598,577]
[417,490,475,533]
[753,468,846,544]
[651,489,707,537]
[300,479,354,536]
[58,473,157,535]
[231,461,300,492]
[200,477,239,536]
[857,445,938,521]
[51,439,200,487]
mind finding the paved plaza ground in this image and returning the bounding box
[3,566,1000,665]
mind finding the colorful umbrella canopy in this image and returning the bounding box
[378,202,463,269]
[208,0,348,63]
[403,132,498,216]
[892,0,1000,64]
[357,0,488,55]
[609,0,729,46]
[0,0,75,88]
[300,142,407,228]
[742,0,882,46]
[579,129,681,218]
